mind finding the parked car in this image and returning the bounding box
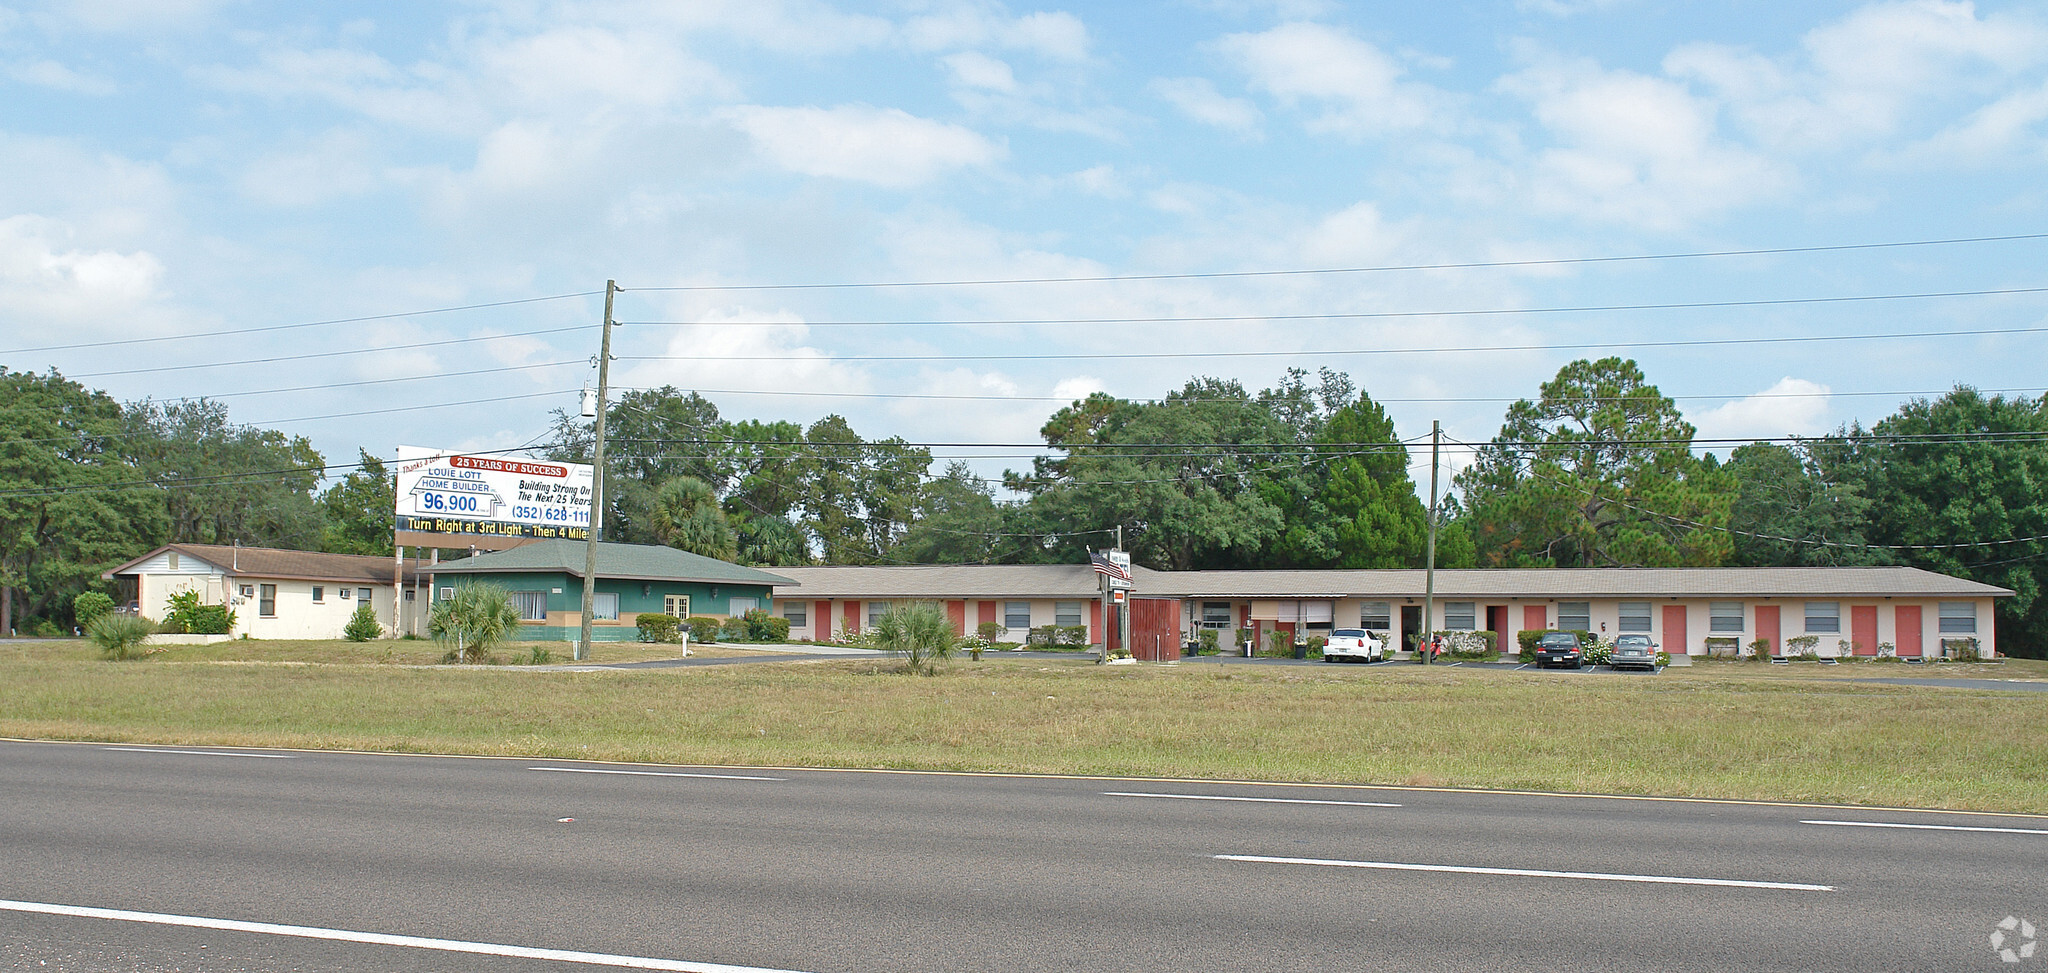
[1533,631,1585,669]
[1609,633,1659,671]
[1322,628,1385,663]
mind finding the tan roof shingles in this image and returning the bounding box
[104,544,422,584]
[768,564,2011,600]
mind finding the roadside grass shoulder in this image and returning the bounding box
[1,644,2043,814]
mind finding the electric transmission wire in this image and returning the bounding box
[622,232,2048,292]
[0,292,602,356]
[617,284,2048,329]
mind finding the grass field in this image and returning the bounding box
[5,638,2046,814]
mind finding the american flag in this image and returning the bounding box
[1089,551,1131,582]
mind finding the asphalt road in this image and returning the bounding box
[2,741,2043,972]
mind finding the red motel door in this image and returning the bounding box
[1754,604,1779,656]
[1662,605,1687,657]
[1851,605,1878,656]
[1523,604,1547,633]
[1895,605,1922,657]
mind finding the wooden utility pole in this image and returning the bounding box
[1422,420,1441,664]
[576,281,617,662]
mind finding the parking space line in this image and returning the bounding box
[1802,819,2048,836]
[103,747,293,759]
[529,767,784,781]
[1216,855,1833,891]
[0,898,814,972]
[1107,792,1400,807]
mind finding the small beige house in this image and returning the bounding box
[103,544,428,639]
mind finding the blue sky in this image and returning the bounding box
[4,0,2048,492]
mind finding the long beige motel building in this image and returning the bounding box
[767,564,2012,659]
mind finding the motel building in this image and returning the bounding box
[103,544,429,639]
[770,564,2010,661]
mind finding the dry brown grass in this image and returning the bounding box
[4,640,2044,813]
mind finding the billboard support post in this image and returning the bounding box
[576,280,617,662]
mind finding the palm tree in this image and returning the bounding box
[428,582,523,663]
[872,601,957,676]
[650,476,737,561]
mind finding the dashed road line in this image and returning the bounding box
[1217,855,1833,891]
[1802,819,2048,836]
[1107,792,1400,808]
[530,767,784,781]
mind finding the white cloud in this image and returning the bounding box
[6,59,116,94]
[904,8,1090,61]
[1693,377,1835,442]
[0,214,166,335]
[725,104,1005,187]
[1499,55,1788,229]
[613,304,873,406]
[943,51,1018,93]
[1668,1,2048,151]
[240,129,381,207]
[470,25,733,111]
[1150,76,1263,134]
[1051,376,1107,401]
[1218,22,1444,136]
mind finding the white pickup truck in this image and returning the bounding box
[1321,627,1386,663]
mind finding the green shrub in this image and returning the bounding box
[26,618,61,638]
[717,616,750,642]
[342,602,383,642]
[1198,629,1220,655]
[1261,629,1294,657]
[73,591,115,628]
[524,645,553,665]
[976,621,1005,642]
[87,613,155,660]
[686,616,722,643]
[1028,624,1058,647]
[1058,624,1089,647]
[164,590,234,635]
[1584,641,1613,666]
[1654,651,1671,667]
[1781,635,1818,660]
[742,608,790,642]
[635,613,682,643]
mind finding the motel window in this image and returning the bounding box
[868,600,891,628]
[782,601,807,626]
[664,595,690,619]
[728,596,758,616]
[1557,602,1591,632]
[1055,601,1084,627]
[593,592,619,621]
[1444,602,1477,631]
[1360,601,1392,631]
[1618,602,1652,632]
[511,591,548,622]
[1201,602,1234,628]
[258,584,276,617]
[358,587,372,603]
[1710,602,1745,633]
[1005,602,1031,629]
[312,586,324,603]
[1938,602,1978,634]
[1805,602,1840,634]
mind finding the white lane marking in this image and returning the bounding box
[1108,792,1400,808]
[530,767,784,781]
[1217,855,1833,891]
[103,747,293,759]
[1803,819,2048,836]
[0,898,816,973]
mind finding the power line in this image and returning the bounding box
[0,292,602,356]
[611,382,2047,406]
[617,321,2048,365]
[61,325,592,379]
[621,232,2048,292]
[617,284,2048,329]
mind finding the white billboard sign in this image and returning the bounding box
[394,446,593,543]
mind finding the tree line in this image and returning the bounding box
[3,362,2043,654]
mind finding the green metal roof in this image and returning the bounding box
[426,540,797,587]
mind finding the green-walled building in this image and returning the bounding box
[427,540,798,642]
